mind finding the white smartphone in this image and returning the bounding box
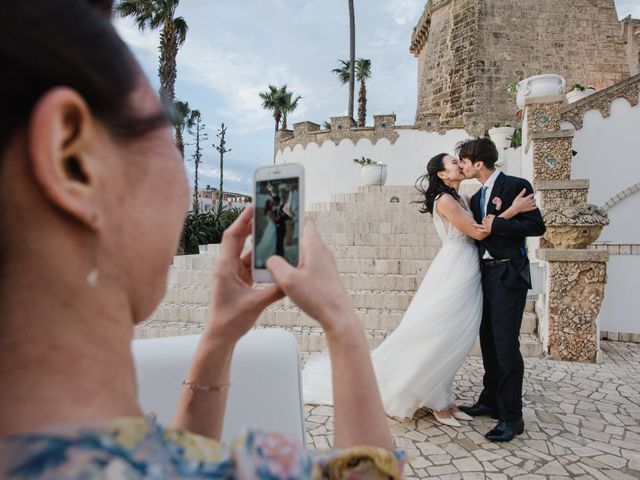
[252,163,305,283]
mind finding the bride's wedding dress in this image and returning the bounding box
[303,197,483,418]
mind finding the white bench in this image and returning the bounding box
[132,329,305,444]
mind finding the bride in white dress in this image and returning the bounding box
[303,153,537,426]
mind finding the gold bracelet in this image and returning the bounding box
[182,379,231,396]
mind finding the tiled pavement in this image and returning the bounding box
[303,341,640,479]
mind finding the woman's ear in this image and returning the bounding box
[27,87,102,230]
[437,170,447,180]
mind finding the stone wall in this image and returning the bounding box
[412,0,631,133]
[622,16,640,76]
[412,0,479,130]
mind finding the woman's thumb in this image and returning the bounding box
[266,255,297,287]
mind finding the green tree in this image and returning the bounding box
[260,84,302,163]
[348,0,355,120]
[281,90,302,131]
[355,58,372,127]
[212,123,231,213]
[115,0,188,107]
[173,99,191,158]
[187,110,206,213]
[333,58,372,126]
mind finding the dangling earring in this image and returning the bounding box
[86,213,99,287]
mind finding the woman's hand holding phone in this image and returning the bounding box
[204,205,284,343]
[266,220,359,337]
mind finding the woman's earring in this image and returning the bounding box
[86,213,99,287]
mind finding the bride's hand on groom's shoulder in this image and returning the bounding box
[266,220,357,335]
[510,188,537,214]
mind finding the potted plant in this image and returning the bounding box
[566,83,596,103]
[488,123,516,151]
[353,156,387,186]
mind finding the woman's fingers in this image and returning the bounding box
[266,255,298,290]
[219,205,254,263]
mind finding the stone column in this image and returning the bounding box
[536,249,608,362]
[524,91,609,363]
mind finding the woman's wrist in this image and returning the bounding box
[322,310,364,342]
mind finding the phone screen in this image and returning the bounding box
[254,176,300,269]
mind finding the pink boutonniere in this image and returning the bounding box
[492,197,502,211]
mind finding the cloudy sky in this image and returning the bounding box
[115,0,640,195]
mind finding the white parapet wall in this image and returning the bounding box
[559,76,640,335]
[276,124,471,206]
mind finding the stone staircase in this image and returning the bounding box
[137,185,542,357]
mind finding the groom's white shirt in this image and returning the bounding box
[481,169,501,259]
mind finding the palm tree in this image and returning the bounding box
[115,0,188,107]
[355,58,372,127]
[173,99,191,157]
[332,59,351,85]
[348,0,356,120]
[260,84,283,133]
[333,58,371,126]
[260,84,302,163]
[281,90,302,130]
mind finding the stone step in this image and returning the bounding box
[172,254,216,270]
[147,297,537,333]
[329,245,437,260]
[336,258,432,275]
[308,201,423,214]
[134,321,542,357]
[319,232,442,247]
[162,287,418,310]
[167,260,433,290]
[330,191,424,204]
[307,211,431,223]
[313,220,436,235]
[354,185,421,194]
[258,307,537,333]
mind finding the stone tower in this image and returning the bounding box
[410,0,631,134]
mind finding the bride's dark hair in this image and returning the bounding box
[415,153,461,214]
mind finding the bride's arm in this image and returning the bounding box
[496,189,537,220]
[436,194,489,241]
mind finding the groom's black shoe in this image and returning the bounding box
[458,403,499,419]
[485,419,525,442]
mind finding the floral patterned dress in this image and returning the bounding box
[0,416,407,479]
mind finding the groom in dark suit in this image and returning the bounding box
[457,137,546,442]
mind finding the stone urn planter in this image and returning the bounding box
[516,74,566,108]
[543,203,609,249]
[566,87,596,104]
[488,126,516,151]
[360,164,388,186]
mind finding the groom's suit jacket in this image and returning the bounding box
[470,172,546,290]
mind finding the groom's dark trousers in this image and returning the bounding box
[470,172,545,423]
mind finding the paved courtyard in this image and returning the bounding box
[303,341,640,479]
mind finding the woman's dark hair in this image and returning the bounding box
[264,199,273,215]
[0,0,170,154]
[415,153,461,215]
[455,137,499,169]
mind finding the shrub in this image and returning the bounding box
[180,206,244,254]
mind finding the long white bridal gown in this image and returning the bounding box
[302,196,483,418]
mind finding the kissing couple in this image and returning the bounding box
[303,136,546,442]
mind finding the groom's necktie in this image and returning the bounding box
[480,186,488,219]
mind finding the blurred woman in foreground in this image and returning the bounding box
[0,1,405,477]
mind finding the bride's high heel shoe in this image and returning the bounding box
[450,407,474,421]
[428,408,462,427]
